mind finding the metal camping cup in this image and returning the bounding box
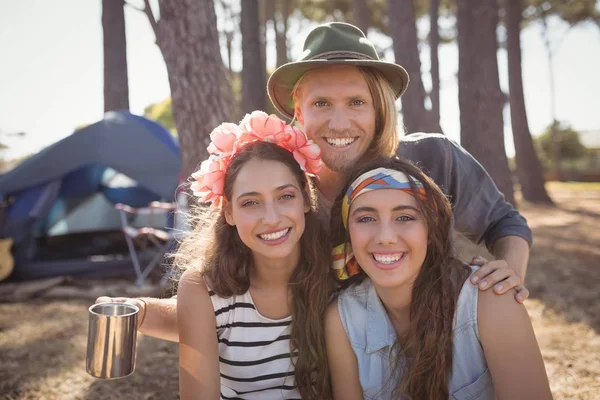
[86,302,139,379]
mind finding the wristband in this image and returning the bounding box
[137,298,148,329]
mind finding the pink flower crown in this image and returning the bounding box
[190,111,322,206]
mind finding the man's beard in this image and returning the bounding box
[319,129,367,173]
[321,151,360,173]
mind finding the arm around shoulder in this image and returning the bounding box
[404,134,532,249]
[325,298,363,400]
[177,268,220,400]
[477,288,553,399]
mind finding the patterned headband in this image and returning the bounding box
[333,167,426,280]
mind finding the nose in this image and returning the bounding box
[328,107,351,132]
[377,221,398,245]
[262,202,281,227]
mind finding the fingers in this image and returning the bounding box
[470,255,489,267]
[479,267,516,291]
[93,297,146,329]
[468,258,530,303]
[492,274,521,294]
[471,259,523,291]
[95,296,128,304]
[470,260,506,285]
[514,285,530,304]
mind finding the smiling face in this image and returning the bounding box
[224,158,310,266]
[295,65,376,173]
[348,189,428,289]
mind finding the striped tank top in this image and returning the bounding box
[210,289,301,400]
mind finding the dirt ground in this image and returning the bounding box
[1,183,599,400]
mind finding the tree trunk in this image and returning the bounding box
[505,0,553,203]
[241,0,267,114]
[429,0,441,125]
[457,0,515,206]
[388,0,442,134]
[225,30,234,76]
[353,0,371,34]
[539,11,561,179]
[102,0,129,112]
[155,0,233,180]
[275,0,290,67]
[259,0,268,95]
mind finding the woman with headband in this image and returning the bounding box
[174,111,332,399]
[325,158,552,400]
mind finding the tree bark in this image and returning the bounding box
[457,0,515,206]
[353,0,371,34]
[241,0,267,114]
[153,0,233,180]
[259,0,268,96]
[275,0,290,67]
[219,0,235,76]
[539,10,561,179]
[102,0,129,112]
[429,0,441,125]
[505,0,553,203]
[388,0,442,134]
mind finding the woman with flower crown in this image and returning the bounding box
[174,111,332,400]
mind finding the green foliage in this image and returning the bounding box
[144,98,177,134]
[292,0,458,44]
[524,0,600,25]
[142,70,246,130]
[536,121,588,166]
[293,0,390,33]
[414,0,456,17]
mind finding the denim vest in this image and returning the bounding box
[337,266,495,400]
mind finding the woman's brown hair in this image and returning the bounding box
[173,141,332,399]
[330,157,471,399]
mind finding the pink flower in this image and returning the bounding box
[283,126,322,175]
[190,156,226,205]
[190,112,323,206]
[239,111,287,140]
[207,123,240,156]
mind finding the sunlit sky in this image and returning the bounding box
[1,0,599,159]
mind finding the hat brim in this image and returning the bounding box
[267,59,409,120]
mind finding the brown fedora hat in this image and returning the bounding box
[267,22,410,120]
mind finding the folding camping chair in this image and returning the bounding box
[115,201,176,286]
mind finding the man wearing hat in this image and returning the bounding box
[98,22,532,341]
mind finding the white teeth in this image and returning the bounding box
[373,253,404,264]
[325,137,356,147]
[259,228,289,241]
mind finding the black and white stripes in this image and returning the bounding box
[210,290,301,400]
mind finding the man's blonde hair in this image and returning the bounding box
[291,66,399,157]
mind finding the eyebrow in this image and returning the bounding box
[308,94,368,102]
[236,184,299,200]
[351,204,420,216]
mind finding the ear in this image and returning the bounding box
[223,203,235,226]
[294,105,304,127]
[303,182,311,214]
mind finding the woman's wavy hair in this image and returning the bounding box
[173,141,332,399]
[329,157,471,399]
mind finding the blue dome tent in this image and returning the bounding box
[0,112,181,281]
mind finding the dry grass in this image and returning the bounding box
[1,184,599,399]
